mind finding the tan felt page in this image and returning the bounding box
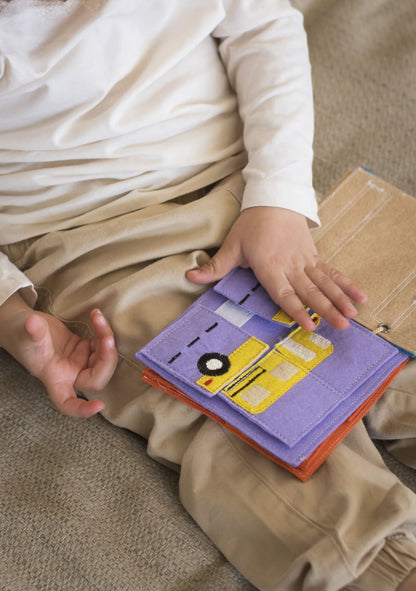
[312,168,416,355]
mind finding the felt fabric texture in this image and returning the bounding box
[142,360,407,483]
[1,1,416,589]
[137,267,407,471]
[312,168,416,356]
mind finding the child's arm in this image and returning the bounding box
[0,291,117,417]
[189,2,367,328]
[212,2,319,224]
[187,206,367,331]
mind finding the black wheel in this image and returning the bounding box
[197,352,231,376]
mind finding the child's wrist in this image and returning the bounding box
[0,292,32,345]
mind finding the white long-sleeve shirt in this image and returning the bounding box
[0,0,317,306]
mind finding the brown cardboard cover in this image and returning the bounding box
[312,168,416,355]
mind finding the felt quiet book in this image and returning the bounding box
[136,169,415,481]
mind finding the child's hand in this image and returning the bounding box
[0,294,117,417]
[186,206,367,331]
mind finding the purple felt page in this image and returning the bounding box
[143,304,270,398]
[216,320,396,446]
[137,268,407,466]
[139,349,404,466]
[214,267,296,325]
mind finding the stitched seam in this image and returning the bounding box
[363,536,416,586]
[241,373,338,445]
[388,301,416,331]
[290,363,400,463]
[370,270,416,329]
[384,385,416,397]
[221,321,394,446]
[326,191,393,263]
[35,285,92,334]
[224,185,243,205]
[371,270,416,318]
[145,307,395,450]
[243,356,399,464]
[146,305,254,390]
[315,183,368,239]
[217,426,357,577]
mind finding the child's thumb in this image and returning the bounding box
[24,313,48,343]
[186,244,239,285]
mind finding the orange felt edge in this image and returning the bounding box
[141,360,408,481]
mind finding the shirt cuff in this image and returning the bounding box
[241,177,321,227]
[0,254,37,308]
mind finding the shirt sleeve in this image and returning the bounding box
[212,0,320,226]
[0,252,37,307]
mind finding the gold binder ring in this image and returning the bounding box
[374,323,391,334]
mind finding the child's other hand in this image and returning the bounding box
[1,296,117,417]
[186,207,367,331]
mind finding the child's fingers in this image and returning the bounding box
[24,313,48,343]
[256,265,352,331]
[316,261,368,304]
[76,334,118,392]
[294,262,368,330]
[292,266,357,325]
[46,379,105,418]
[61,397,105,418]
[255,269,317,332]
[186,237,242,285]
[87,308,118,386]
[291,271,351,330]
[90,308,114,338]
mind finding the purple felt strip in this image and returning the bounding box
[214,267,290,324]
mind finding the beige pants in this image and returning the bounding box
[3,172,416,591]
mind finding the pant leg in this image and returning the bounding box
[365,358,416,468]
[179,418,416,591]
[11,172,244,468]
[4,172,416,591]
